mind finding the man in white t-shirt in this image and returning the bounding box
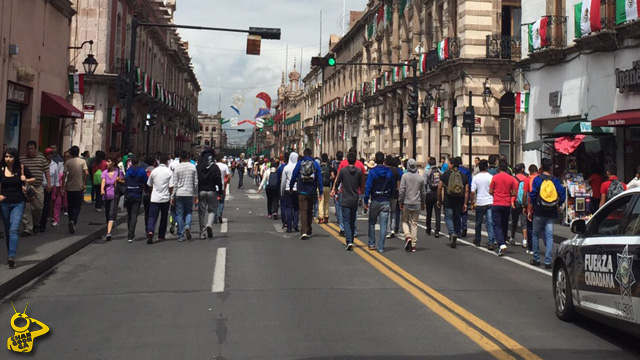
[168,152,181,234]
[470,160,495,247]
[146,154,173,244]
[215,155,231,223]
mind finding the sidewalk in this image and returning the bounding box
[0,203,127,299]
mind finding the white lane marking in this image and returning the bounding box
[226,186,230,196]
[246,189,258,194]
[274,223,285,233]
[220,218,228,233]
[247,195,262,200]
[212,248,227,292]
[415,222,552,277]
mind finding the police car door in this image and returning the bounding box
[578,193,638,324]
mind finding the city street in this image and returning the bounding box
[1,175,638,360]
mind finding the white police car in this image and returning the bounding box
[553,188,640,336]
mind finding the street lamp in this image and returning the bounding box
[501,72,516,93]
[69,40,98,75]
[482,78,493,103]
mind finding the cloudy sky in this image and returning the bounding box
[173,0,369,145]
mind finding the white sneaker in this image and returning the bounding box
[522,239,528,248]
[128,239,134,243]
[526,250,533,255]
[51,222,59,227]
[498,244,507,256]
[300,233,309,240]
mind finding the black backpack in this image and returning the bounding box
[300,159,315,183]
[266,171,279,190]
[320,163,331,186]
[427,168,441,191]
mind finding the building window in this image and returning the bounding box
[212,140,216,147]
[212,127,216,132]
[204,140,210,146]
[115,14,122,61]
[205,126,209,132]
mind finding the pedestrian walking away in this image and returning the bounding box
[317,153,335,224]
[101,154,124,241]
[423,157,442,237]
[599,164,627,208]
[337,148,366,236]
[470,160,495,248]
[146,154,173,244]
[39,147,58,233]
[258,158,280,220]
[437,157,469,249]
[399,159,425,252]
[281,152,300,233]
[509,163,528,246]
[197,148,222,239]
[124,156,148,242]
[527,158,566,268]
[90,151,107,212]
[172,151,198,242]
[0,147,35,268]
[332,151,363,250]
[489,160,518,256]
[215,155,231,223]
[62,146,89,235]
[290,148,323,239]
[20,140,52,236]
[364,151,395,253]
[385,155,402,239]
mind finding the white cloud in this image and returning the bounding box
[174,0,369,144]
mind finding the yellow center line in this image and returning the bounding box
[321,222,542,360]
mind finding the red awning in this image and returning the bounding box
[41,92,83,119]
[591,111,640,127]
[111,124,138,134]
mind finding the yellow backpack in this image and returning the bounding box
[539,176,559,210]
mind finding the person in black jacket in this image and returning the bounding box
[197,148,222,239]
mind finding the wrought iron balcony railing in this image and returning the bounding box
[486,34,521,60]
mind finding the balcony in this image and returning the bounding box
[486,34,521,60]
[424,37,460,72]
[574,0,618,51]
[526,16,568,64]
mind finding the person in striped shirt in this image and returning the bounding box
[19,141,51,236]
[170,151,198,242]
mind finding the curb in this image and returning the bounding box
[0,215,127,300]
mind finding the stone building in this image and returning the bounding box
[299,0,524,165]
[69,0,200,155]
[197,111,222,154]
[275,62,305,155]
[1,0,82,152]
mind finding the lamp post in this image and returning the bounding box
[69,40,98,75]
[463,91,475,169]
[422,93,434,159]
[501,72,516,94]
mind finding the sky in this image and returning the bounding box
[173,0,369,145]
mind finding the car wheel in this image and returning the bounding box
[554,262,576,321]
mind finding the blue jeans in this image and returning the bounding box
[474,205,495,245]
[532,216,555,265]
[368,200,390,252]
[334,193,344,231]
[282,191,299,231]
[175,196,194,238]
[147,202,169,239]
[2,202,25,258]
[491,205,510,247]
[341,205,357,244]
[444,206,462,237]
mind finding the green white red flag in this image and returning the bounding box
[516,92,530,113]
[434,107,443,122]
[108,105,120,124]
[616,0,639,24]
[68,74,84,94]
[438,38,448,61]
[528,17,549,51]
[574,0,601,38]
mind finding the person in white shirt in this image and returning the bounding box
[215,155,231,223]
[146,154,173,244]
[39,148,59,232]
[168,152,181,234]
[627,166,640,190]
[470,160,495,247]
[171,151,198,242]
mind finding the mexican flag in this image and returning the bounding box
[69,74,84,94]
[108,105,120,124]
[516,92,530,113]
[351,90,357,103]
[437,38,448,61]
[434,107,443,122]
[394,66,401,82]
[528,17,549,51]
[419,53,427,74]
[617,0,639,24]
[372,77,379,93]
[575,0,601,38]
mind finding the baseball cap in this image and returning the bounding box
[45,148,53,154]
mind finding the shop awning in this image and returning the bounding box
[522,138,553,151]
[591,111,640,127]
[523,135,614,153]
[551,121,613,135]
[41,92,83,119]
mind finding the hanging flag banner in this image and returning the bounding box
[68,74,84,94]
[437,38,449,61]
[434,107,443,122]
[528,17,550,51]
[108,105,120,124]
[575,0,601,38]
[516,92,530,113]
[616,0,639,24]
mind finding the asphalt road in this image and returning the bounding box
[1,175,639,359]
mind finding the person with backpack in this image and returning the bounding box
[289,148,323,240]
[317,153,335,224]
[489,160,519,256]
[332,151,363,250]
[197,148,222,239]
[385,155,402,239]
[423,157,442,237]
[124,156,148,243]
[281,152,300,233]
[90,151,107,212]
[527,158,566,268]
[364,151,395,253]
[599,164,627,208]
[236,155,245,189]
[399,159,425,252]
[258,158,281,219]
[456,157,472,238]
[509,163,528,246]
[470,160,495,248]
[332,151,345,232]
[437,157,468,248]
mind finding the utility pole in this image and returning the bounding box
[463,91,475,168]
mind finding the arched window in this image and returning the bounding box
[205,126,209,132]
[204,140,210,146]
[115,14,122,61]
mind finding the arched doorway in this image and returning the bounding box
[499,92,516,164]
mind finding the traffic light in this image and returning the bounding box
[463,107,475,129]
[408,89,419,121]
[249,27,281,40]
[145,113,157,127]
[311,55,336,67]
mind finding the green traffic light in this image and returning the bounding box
[328,58,336,66]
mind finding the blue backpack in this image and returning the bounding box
[515,177,527,207]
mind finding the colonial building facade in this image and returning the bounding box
[69,0,200,155]
[1,0,81,152]
[197,111,222,154]
[275,0,523,165]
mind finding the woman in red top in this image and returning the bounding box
[586,164,603,213]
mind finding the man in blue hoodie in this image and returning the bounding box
[290,148,323,239]
[364,151,394,253]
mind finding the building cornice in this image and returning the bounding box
[48,0,76,19]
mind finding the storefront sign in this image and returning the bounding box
[615,61,640,93]
[7,82,30,105]
[83,104,95,113]
[580,122,592,132]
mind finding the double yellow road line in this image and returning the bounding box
[320,222,542,360]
